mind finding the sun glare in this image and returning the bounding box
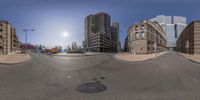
[62,32,69,37]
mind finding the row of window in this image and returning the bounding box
[135,25,145,30]
[128,32,145,42]
[135,32,145,39]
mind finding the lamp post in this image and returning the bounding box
[22,29,34,55]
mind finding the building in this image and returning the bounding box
[118,41,121,52]
[84,12,119,52]
[0,20,20,55]
[71,42,78,50]
[111,22,119,52]
[123,36,129,52]
[55,46,62,52]
[177,21,200,54]
[127,20,167,54]
[20,43,36,51]
[150,15,187,51]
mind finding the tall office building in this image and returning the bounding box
[150,15,187,51]
[84,12,119,52]
[0,20,20,55]
[111,22,119,52]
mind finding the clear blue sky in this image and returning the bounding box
[0,0,199,48]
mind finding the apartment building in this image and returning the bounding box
[127,20,167,54]
[84,12,119,52]
[0,20,20,55]
[177,21,200,54]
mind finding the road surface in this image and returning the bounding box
[0,52,200,100]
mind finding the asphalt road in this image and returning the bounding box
[0,52,200,100]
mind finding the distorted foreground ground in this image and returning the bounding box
[0,52,200,100]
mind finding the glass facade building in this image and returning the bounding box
[150,15,187,51]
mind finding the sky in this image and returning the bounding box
[0,0,200,48]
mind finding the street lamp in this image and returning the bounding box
[22,29,34,55]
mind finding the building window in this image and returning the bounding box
[0,24,2,26]
[141,25,145,30]
[151,34,154,40]
[140,32,145,38]
[136,32,139,39]
[135,26,139,30]
[0,29,2,32]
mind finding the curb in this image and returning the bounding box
[114,52,166,63]
[0,56,32,65]
[114,57,153,63]
[177,53,200,64]
[188,59,200,64]
[114,56,153,64]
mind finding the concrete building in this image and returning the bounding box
[177,21,200,54]
[0,20,20,55]
[84,12,119,52]
[127,20,167,54]
[150,15,187,51]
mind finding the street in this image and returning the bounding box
[0,52,200,100]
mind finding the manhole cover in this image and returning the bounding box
[77,81,106,93]
[100,76,105,80]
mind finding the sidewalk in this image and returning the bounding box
[178,53,200,63]
[0,54,31,64]
[115,52,166,62]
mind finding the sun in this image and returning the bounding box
[62,32,69,37]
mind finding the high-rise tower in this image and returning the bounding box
[84,12,119,52]
[150,15,187,51]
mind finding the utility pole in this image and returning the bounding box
[22,29,34,55]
